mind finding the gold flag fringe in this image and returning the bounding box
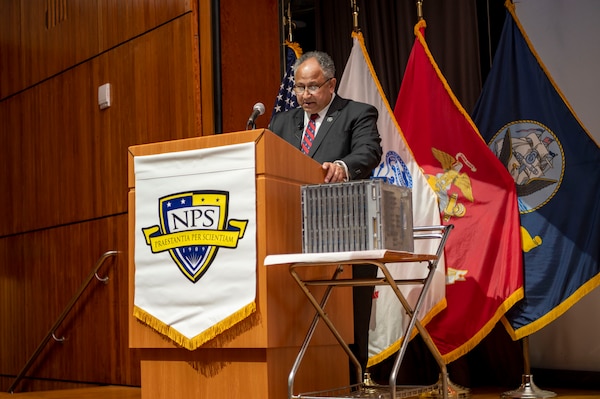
[368,298,447,367]
[441,287,524,364]
[413,20,486,143]
[134,301,256,350]
[284,40,303,59]
[503,273,600,341]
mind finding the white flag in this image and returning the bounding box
[338,32,445,366]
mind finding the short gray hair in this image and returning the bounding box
[294,51,336,79]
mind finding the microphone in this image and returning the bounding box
[246,102,266,130]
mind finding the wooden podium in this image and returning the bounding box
[127,130,352,399]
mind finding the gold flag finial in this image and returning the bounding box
[416,0,424,21]
[351,0,360,32]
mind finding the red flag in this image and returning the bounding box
[394,20,524,362]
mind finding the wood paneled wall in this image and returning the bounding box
[0,0,190,99]
[0,0,280,393]
[0,216,133,389]
[219,0,281,133]
[0,16,200,236]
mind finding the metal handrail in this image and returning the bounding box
[8,250,119,393]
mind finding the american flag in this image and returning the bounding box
[270,41,302,121]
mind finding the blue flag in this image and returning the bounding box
[270,41,302,121]
[472,4,600,340]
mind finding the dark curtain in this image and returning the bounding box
[314,0,482,112]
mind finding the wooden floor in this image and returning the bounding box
[0,386,140,399]
[1,385,600,399]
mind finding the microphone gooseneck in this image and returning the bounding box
[246,102,266,130]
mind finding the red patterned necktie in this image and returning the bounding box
[301,114,319,155]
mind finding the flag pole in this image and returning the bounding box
[284,1,293,42]
[270,2,302,120]
[500,336,557,398]
[346,0,371,387]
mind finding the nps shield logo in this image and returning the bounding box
[141,191,248,283]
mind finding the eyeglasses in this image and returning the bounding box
[293,78,332,95]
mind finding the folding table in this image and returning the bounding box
[264,225,453,399]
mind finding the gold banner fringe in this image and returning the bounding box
[133,301,256,350]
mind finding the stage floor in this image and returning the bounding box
[471,386,600,399]
[1,385,600,399]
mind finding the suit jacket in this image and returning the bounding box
[268,95,382,180]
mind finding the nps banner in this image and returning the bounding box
[133,142,257,350]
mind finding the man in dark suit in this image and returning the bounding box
[268,51,382,384]
[269,51,382,183]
